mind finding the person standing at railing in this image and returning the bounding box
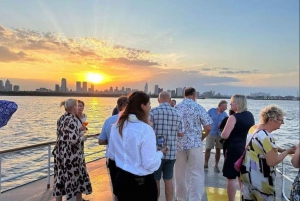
[52,99,92,201]
[98,96,128,201]
[290,142,300,200]
[240,105,296,201]
[108,91,168,201]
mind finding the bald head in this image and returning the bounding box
[158,91,171,103]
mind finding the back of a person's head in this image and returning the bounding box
[184,87,196,97]
[158,91,171,102]
[232,94,247,112]
[60,98,77,112]
[117,96,128,111]
[117,91,150,136]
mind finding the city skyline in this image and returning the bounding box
[0,1,299,96]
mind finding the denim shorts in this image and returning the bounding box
[154,159,176,180]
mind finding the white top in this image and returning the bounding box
[108,114,163,176]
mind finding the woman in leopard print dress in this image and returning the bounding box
[52,99,92,201]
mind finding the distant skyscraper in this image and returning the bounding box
[176,87,183,97]
[0,80,4,91]
[13,85,20,92]
[82,82,87,92]
[91,84,94,92]
[5,79,12,91]
[144,83,148,94]
[154,85,159,95]
[55,84,60,92]
[61,78,67,93]
[109,87,113,93]
[76,81,81,92]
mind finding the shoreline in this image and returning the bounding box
[0,91,299,101]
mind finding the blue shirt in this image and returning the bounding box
[98,114,119,157]
[207,108,228,136]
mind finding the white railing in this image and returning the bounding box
[0,134,104,193]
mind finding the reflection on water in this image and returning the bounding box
[0,96,299,191]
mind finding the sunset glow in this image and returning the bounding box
[86,73,104,84]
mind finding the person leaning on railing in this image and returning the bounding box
[290,142,300,200]
[239,105,296,201]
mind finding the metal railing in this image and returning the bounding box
[276,157,295,201]
[0,134,104,193]
[0,139,296,201]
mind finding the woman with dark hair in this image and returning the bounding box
[108,91,168,201]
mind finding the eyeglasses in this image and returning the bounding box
[276,118,284,123]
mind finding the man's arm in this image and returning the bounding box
[201,125,211,141]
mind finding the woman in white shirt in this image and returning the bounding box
[108,91,168,201]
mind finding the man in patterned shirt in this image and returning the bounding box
[174,87,212,201]
[149,91,184,201]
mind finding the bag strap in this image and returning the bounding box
[245,129,262,148]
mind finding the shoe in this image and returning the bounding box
[204,164,208,169]
[214,166,220,173]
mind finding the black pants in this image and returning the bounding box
[114,169,158,201]
[107,158,120,195]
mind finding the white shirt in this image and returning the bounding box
[108,114,163,176]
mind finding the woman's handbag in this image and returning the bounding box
[234,130,260,172]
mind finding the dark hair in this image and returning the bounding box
[184,87,196,97]
[172,99,176,103]
[117,96,128,111]
[117,91,150,136]
[78,100,85,107]
[229,109,235,115]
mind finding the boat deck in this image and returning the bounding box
[1,154,289,201]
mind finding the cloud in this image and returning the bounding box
[0,46,27,62]
[104,57,160,67]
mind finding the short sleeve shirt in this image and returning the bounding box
[207,108,228,136]
[175,98,213,150]
[149,102,184,160]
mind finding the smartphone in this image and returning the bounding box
[157,136,165,149]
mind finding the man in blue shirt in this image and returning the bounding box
[204,100,228,173]
[98,96,127,201]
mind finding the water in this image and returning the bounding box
[0,96,299,191]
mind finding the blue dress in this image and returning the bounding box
[0,100,18,128]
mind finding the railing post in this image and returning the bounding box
[47,145,51,188]
[281,160,284,197]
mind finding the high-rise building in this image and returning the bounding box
[61,78,67,93]
[5,79,12,91]
[109,87,113,93]
[176,87,183,97]
[144,83,148,94]
[0,80,4,91]
[154,85,159,95]
[55,84,60,92]
[13,85,20,92]
[91,84,94,92]
[76,81,81,92]
[82,82,87,92]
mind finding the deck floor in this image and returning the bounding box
[1,153,289,201]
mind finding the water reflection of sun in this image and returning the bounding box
[86,72,104,84]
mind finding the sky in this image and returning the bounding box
[0,0,299,96]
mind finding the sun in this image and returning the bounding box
[86,72,104,84]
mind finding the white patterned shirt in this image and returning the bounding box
[175,98,213,150]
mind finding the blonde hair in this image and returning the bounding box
[60,99,77,112]
[260,105,285,124]
[232,94,247,112]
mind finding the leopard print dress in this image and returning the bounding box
[52,113,92,200]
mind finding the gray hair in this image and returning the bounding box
[260,105,285,124]
[159,91,171,100]
[232,94,247,112]
[60,99,77,111]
